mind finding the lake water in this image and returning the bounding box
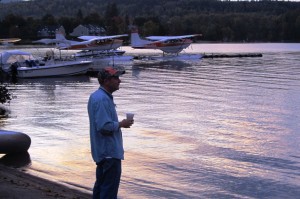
[1,43,300,198]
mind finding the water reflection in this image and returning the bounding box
[1,45,300,198]
[131,60,195,79]
[133,60,193,70]
[15,75,91,85]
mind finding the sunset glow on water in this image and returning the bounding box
[1,43,300,198]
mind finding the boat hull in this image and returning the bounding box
[17,60,92,78]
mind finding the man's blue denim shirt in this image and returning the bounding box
[88,87,124,163]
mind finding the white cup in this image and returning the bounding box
[126,113,134,120]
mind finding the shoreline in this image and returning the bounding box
[0,164,92,199]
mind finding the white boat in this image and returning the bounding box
[0,50,93,78]
[16,60,92,78]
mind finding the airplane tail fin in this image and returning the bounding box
[55,31,73,49]
[55,31,67,41]
[130,27,150,47]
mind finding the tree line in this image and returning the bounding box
[0,0,300,43]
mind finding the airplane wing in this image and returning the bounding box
[78,34,128,41]
[33,38,78,47]
[0,38,21,45]
[32,38,63,44]
[146,34,202,41]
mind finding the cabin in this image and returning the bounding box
[70,24,106,37]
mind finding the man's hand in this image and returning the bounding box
[119,119,134,128]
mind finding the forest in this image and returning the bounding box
[0,0,300,42]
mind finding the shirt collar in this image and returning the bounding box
[100,87,113,100]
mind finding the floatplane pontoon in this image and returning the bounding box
[130,27,203,61]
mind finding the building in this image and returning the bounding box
[37,25,65,38]
[70,24,106,37]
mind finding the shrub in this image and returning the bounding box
[0,85,12,104]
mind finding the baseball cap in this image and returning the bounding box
[98,66,125,81]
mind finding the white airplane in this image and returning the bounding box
[0,38,21,46]
[34,32,128,51]
[131,28,202,54]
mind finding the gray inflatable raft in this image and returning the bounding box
[0,130,31,154]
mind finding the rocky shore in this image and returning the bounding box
[0,164,92,199]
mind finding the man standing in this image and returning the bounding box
[88,66,134,199]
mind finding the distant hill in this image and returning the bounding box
[0,0,23,3]
[0,0,300,19]
[1,0,300,42]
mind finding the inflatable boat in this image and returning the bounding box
[0,130,31,154]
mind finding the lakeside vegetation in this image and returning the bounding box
[0,0,300,42]
[0,83,11,115]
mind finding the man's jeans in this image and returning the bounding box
[93,158,122,199]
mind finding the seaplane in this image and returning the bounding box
[130,28,203,61]
[33,32,133,75]
[34,32,127,52]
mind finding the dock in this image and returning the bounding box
[202,53,263,58]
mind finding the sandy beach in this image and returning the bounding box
[0,164,92,199]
